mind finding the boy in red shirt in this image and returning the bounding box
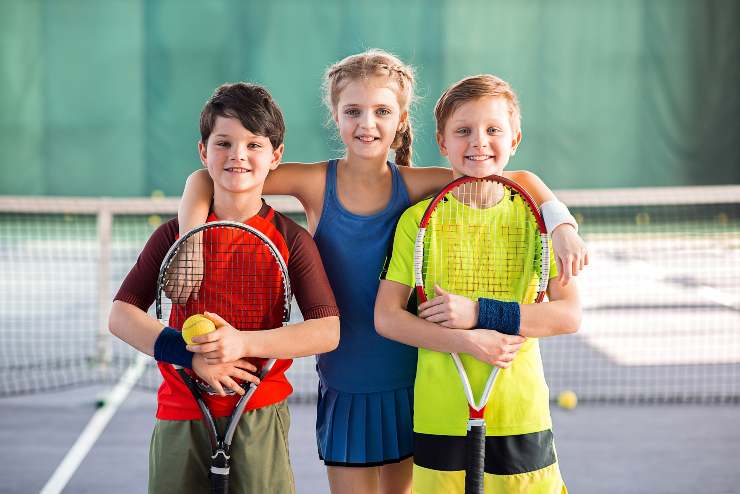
[109,82,339,493]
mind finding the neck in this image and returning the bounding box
[340,153,389,179]
[211,188,264,222]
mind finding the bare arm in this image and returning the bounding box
[187,313,339,362]
[418,279,581,338]
[179,169,213,234]
[375,280,525,368]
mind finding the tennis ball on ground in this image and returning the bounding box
[557,390,578,410]
[182,314,216,345]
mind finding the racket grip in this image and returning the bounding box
[465,418,486,494]
[210,450,230,494]
[210,473,228,494]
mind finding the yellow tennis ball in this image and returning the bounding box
[181,314,216,345]
[557,390,578,410]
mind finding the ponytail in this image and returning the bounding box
[392,124,413,167]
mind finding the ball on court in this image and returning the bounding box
[557,390,578,410]
[182,314,216,345]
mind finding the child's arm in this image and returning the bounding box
[401,167,588,285]
[187,312,339,361]
[179,169,213,233]
[417,280,581,338]
[375,280,525,368]
[109,300,260,395]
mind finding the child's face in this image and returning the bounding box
[334,78,407,162]
[198,116,283,195]
[437,96,521,179]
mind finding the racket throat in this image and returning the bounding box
[468,406,485,420]
[210,446,231,475]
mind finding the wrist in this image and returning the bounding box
[477,299,520,336]
[541,200,578,233]
[154,326,193,368]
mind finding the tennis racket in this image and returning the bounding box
[413,175,549,493]
[156,220,292,494]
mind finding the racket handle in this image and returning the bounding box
[210,472,228,494]
[210,449,230,494]
[465,418,486,494]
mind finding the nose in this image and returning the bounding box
[230,143,248,161]
[471,128,488,148]
[359,110,375,129]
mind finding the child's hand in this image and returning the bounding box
[163,232,204,303]
[187,312,249,363]
[551,224,589,286]
[191,354,259,396]
[418,285,478,329]
[466,329,526,368]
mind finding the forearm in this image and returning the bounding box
[518,299,581,338]
[179,169,213,234]
[108,300,164,356]
[375,305,470,354]
[245,316,340,359]
[505,170,554,205]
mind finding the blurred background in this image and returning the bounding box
[1,1,739,493]
[2,0,739,197]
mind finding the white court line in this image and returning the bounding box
[39,353,149,494]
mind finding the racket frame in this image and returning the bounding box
[413,174,550,493]
[155,220,292,494]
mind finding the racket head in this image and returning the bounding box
[414,174,549,307]
[156,221,291,395]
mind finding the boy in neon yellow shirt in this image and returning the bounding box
[375,74,581,493]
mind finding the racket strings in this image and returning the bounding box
[161,225,288,332]
[422,180,543,305]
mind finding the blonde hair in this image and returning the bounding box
[323,49,416,167]
[434,74,521,136]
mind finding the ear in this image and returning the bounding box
[198,140,208,167]
[511,130,522,155]
[270,143,285,170]
[436,131,448,157]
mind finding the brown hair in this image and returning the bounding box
[434,74,521,136]
[200,82,285,149]
[323,49,416,166]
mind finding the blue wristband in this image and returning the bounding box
[153,326,193,369]
[477,299,521,336]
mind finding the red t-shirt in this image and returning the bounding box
[114,202,339,420]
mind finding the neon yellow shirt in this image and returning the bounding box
[384,193,558,437]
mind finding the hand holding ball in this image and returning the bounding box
[182,314,216,345]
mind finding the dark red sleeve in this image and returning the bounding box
[273,213,339,320]
[114,219,179,311]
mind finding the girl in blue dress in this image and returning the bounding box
[177,49,588,494]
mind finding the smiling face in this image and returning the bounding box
[436,96,521,179]
[333,78,407,162]
[198,116,283,195]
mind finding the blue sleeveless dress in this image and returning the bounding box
[314,159,416,466]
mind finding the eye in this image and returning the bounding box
[216,140,230,148]
[344,108,361,117]
[488,127,502,135]
[247,142,263,150]
[376,107,392,116]
[455,128,471,136]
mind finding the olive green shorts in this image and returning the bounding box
[148,400,295,494]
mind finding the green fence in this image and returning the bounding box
[1,0,738,196]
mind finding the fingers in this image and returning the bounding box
[204,311,227,327]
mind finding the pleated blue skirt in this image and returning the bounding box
[316,381,414,466]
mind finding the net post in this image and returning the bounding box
[96,206,113,369]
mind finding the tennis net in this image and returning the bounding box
[1,186,738,404]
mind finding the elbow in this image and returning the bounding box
[108,300,125,340]
[562,310,582,335]
[374,307,394,339]
[323,316,340,352]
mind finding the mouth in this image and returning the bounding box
[464,155,494,162]
[224,167,252,173]
[355,135,379,143]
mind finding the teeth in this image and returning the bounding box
[466,155,492,161]
[226,168,251,173]
[357,136,376,142]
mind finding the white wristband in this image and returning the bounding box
[541,200,578,233]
